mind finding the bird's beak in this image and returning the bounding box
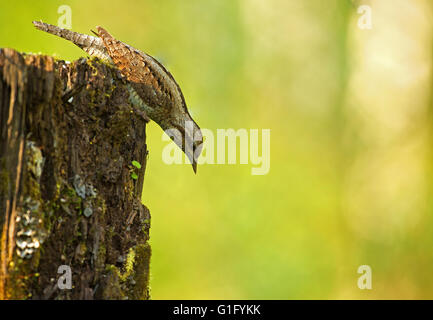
[167,120,202,174]
[183,120,202,174]
[185,139,199,174]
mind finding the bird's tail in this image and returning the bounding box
[32,21,104,51]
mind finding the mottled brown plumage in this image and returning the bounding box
[33,21,202,173]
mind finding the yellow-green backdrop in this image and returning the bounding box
[1,0,433,299]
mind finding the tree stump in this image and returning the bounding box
[0,48,151,300]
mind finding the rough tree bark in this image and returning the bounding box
[0,48,151,300]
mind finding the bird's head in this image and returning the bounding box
[166,116,203,173]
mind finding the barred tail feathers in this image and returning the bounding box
[32,21,108,59]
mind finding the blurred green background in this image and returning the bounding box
[2,0,433,299]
